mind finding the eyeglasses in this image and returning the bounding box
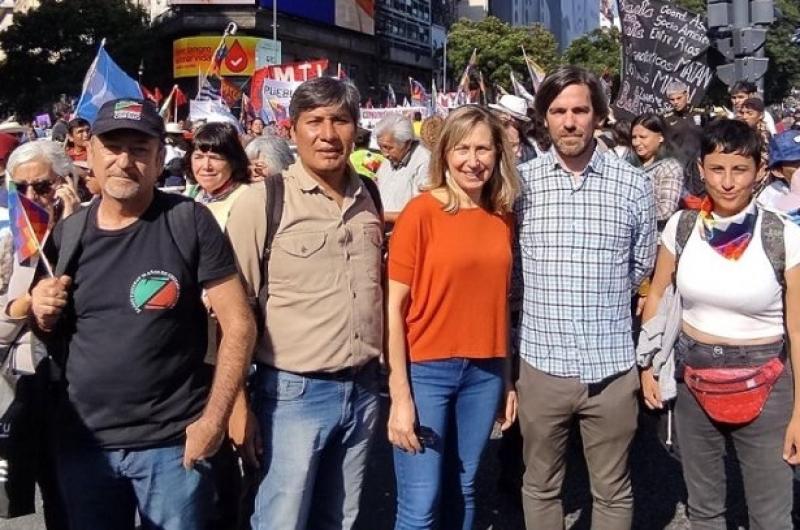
[15,180,54,195]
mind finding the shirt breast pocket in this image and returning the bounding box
[271,232,330,290]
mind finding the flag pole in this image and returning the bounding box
[200,22,238,91]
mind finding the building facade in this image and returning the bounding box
[491,0,602,49]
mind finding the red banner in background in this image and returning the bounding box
[250,59,329,119]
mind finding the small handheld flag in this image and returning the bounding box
[7,182,52,275]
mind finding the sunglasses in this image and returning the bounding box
[16,180,54,195]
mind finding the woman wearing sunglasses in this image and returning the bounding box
[0,140,80,530]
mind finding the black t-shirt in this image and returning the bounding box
[48,191,237,449]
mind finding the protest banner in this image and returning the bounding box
[251,79,302,122]
[249,60,329,119]
[360,106,429,129]
[614,0,714,120]
[258,59,330,83]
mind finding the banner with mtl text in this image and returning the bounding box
[614,0,714,121]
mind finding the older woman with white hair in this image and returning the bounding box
[0,139,78,530]
[374,113,431,225]
[244,134,294,182]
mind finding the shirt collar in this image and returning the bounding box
[391,141,418,170]
[287,159,361,196]
[549,141,606,177]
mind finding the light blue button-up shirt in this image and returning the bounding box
[513,147,657,383]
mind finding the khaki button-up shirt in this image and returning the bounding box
[225,161,383,373]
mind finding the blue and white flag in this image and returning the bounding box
[75,43,142,124]
[196,77,222,101]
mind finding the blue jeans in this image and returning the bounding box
[250,362,380,530]
[394,358,505,530]
[55,442,216,530]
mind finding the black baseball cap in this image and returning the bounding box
[93,98,165,139]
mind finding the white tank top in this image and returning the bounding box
[661,209,800,339]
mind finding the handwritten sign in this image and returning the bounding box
[614,0,713,120]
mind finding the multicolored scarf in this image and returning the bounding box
[698,197,758,260]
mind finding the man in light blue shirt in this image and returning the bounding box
[513,66,656,530]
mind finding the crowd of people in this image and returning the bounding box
[0,66,799,530]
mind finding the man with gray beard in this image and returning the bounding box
[30,98,256,530]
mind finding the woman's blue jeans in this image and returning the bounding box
[393,358,504,530]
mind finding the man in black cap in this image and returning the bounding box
[29,98,256,530]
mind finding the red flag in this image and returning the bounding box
[142,85,157,104]
[175,86,188,106]
[154,87,163,104]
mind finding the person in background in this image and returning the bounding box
[662,80,705,129]
[611,119,633,160]
[386,105,519,530]
[641,119,800,530]
[758,129,800,211]
[50,107,69,143]
[349,127,384,180]
[250,118,265,138]
[729,81,777,134]
[489,94,536,163]
[412,111,423,137]
[0,132,20,207]
[188,122,252,226]
[739,97,772,174]
[631,113,684,230]
[0,140,80,530]
[65,118,91,162]
[375,114,430,226]
[187,121,261,530]
[245,134,294,182]
[419,115,444,152]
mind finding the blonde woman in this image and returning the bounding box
[386,106,520,530]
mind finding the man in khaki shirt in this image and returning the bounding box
[226,77,383,530]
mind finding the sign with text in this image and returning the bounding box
[614,0,713,120]
[173,36,281,78]
[249,60,329,119]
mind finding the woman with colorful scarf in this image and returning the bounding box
[639,119,800,529]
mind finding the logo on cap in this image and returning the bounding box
[113,100,143,121]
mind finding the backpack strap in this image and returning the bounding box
[674,209,699,268]
[760,209,786,292]
[162,192,199,271]
[54,205,91,277]
[358,175,384,221]
[259,174,285,298]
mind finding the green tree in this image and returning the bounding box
[562,27,621,77]
[0,0,153,118]
[764,0,800,102]
[446,17,559,94]
[673,0,706,14]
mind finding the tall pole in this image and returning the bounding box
[273,0,277,49]
[443,36,447,93]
